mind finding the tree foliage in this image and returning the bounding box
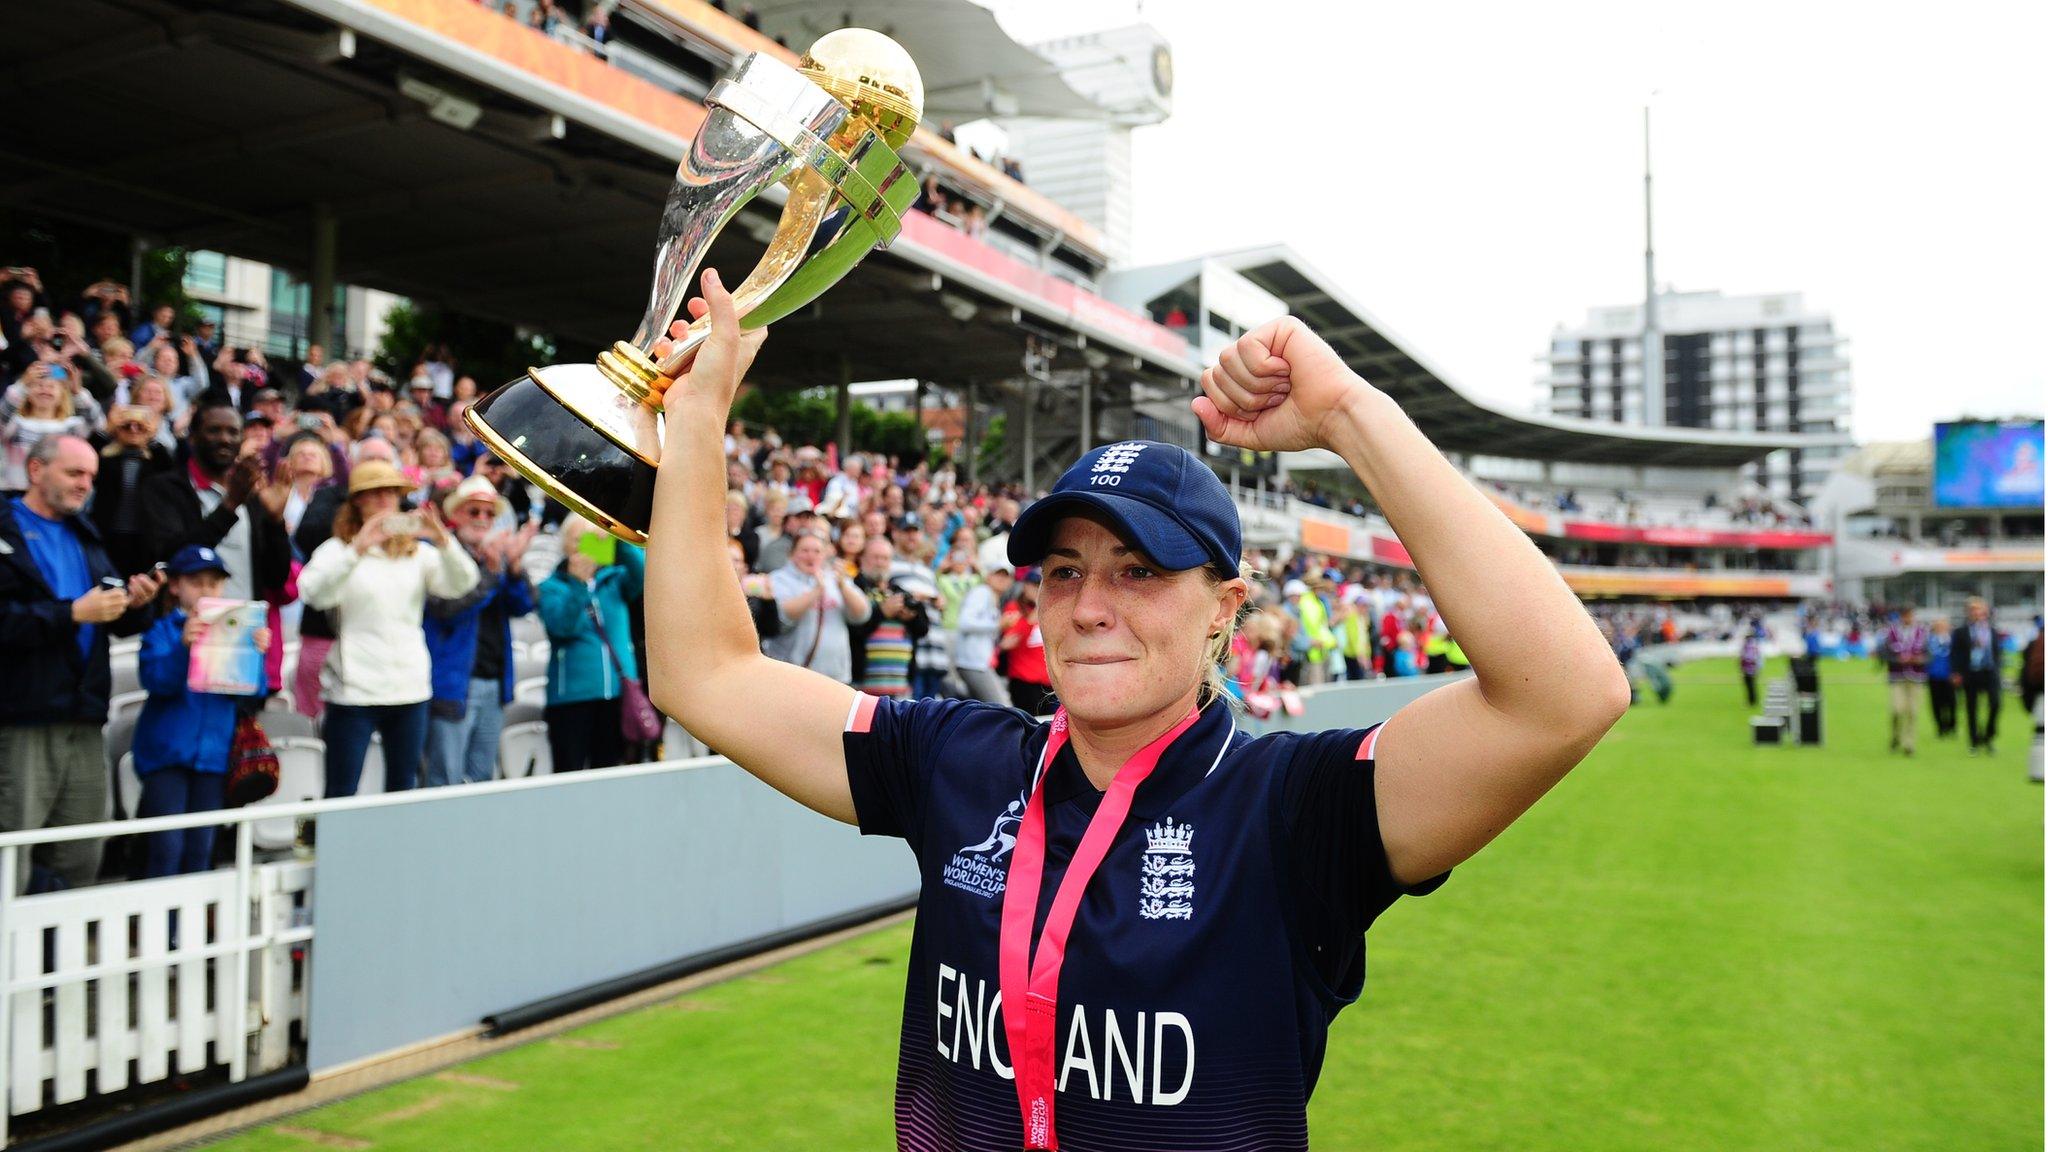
[731,387,932,464]
[0,212,205,326]
[374,299,566,389]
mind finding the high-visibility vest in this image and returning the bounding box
[1340,612,1371,659]
[1295,593,1338,660]
[1446,638,1469,668]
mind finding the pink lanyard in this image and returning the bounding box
[999,704,1201,1150]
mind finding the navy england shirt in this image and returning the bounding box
[845,696,1448,1152]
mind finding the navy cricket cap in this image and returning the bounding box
[166,545,230,577]
[1008,440,1241,572]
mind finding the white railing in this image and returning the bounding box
[2,861,312,1127]
[0,755,727,1143]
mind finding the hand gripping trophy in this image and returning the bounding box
[465,30,923,542]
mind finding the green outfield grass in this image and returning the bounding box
[209,658,2042,1151]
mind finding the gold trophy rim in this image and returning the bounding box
[462,399,650,546]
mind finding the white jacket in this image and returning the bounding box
[299,536,480,706]
[953,582,1004,672]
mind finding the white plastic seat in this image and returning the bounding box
[116,752,143,823]
[357,734,385,796]
[109,690,150,723]
[251,737,326,850]
[514,676,548,706]
[499,721,551,779]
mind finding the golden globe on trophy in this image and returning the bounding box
[465,30,923,542]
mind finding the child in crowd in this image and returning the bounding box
[133,546,270,877]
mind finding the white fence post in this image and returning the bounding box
[0,844,14,1148]
[230,824,253,1082]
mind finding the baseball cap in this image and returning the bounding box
[784,493,816,517]
[1007,440,1240,572]
[166,544,230,578]
[895,512,923,533]
[1283,578,1308,598]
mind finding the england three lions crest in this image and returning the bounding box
[1140,816,1195,920]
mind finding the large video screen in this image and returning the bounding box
[1932,420,2044,508]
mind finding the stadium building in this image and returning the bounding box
[1537,289,1853,503]
[1814,423,2045,623]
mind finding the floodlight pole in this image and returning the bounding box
[1641,104,1662,427]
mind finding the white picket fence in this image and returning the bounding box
[0,756,729,1143]
[0,853,312,1135]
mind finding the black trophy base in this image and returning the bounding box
[466,373,658,543]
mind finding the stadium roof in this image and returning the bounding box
[0,0,1187,388]
[749,0,1106,121]
[1189,245,1844,467]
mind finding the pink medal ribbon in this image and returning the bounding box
[998,704,1202,1150]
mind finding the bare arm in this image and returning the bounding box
[642,272,860,823]
[1195,318,1631,886]
[839,574,871,624]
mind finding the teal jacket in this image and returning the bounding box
[537,543,645,705]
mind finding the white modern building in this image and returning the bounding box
[1812,437,2044,622]
[979,23,1174,267]
[181,249,401,364]
[1537,289,1852,502]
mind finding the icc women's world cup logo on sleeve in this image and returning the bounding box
[1139,816,1195,920]
[942,791,1027,899]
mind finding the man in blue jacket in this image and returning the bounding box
[425,478,539,786]
[0,436,162,890]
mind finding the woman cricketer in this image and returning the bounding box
[645,271,1630,1151]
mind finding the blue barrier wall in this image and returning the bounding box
[308,762,917,1071]
[1246,672,1467,735]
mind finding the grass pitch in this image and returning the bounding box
[209,658,2042,1151]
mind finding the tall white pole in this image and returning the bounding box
[1641,105,1663,427]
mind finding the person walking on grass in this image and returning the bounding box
[1951,598,2003,756]
[1925,616,1956,739]
[1881,608,1929,756]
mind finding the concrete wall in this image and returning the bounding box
[308,762,916,1071]
[1245,672,1467,736]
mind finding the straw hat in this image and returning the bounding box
[441,473,509,517]
[346,459,411,497]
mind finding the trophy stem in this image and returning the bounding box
[597,341,662,405]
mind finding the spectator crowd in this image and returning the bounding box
[4,260,2032,897]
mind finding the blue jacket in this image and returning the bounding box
[132,611,241,775]
[425,565,536,713]
[0,499,154,725]
[1925,632,1953,679]
[537,544,644,705]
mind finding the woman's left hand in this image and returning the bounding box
[419,503,451,546]
[1191,316,1376,454]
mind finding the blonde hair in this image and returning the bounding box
[414,428,452,468]
[1198,559,1260,709]
[333,493,420,559]
[22,375,74,420]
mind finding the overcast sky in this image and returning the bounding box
[990,0,2046,444]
